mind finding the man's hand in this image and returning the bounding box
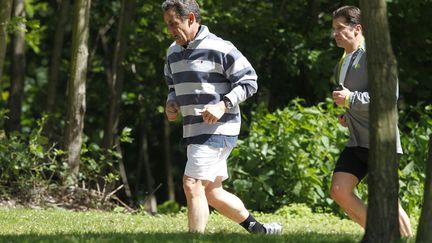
[338,114,347,127]
[332,86,351,107]
[200,101,226,124]
[165,101,179,121]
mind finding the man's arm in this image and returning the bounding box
[166,100,179,121]
[347,91,370,111]
[201,47,258,124]
[333,87,370,111]
[201,101,226,124]
[222,47,258,107]
[164,62,179,121]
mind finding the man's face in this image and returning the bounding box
[164,9,192,46]
[332,17,359,49]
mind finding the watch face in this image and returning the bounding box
[222,97,232,110]
[224,97,233,109]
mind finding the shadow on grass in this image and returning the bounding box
[0,232,362,243]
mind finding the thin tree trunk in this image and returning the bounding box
[64,0,91,183]
[102,0,135,150]
[138,121,157,213]
[101,0,135,202]
[114,136,132,202]
[102,0,134,149]
[6,0,26,134]
[416,135,432,243]
[360,1,400,242]
[0,0,12,85]
[88,16,115,71]
[164,118,175,201]
[307,0,320,28]
[46,0,70,141]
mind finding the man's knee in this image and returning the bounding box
[330,184,348,203]
[183,177,206,198]
[205,188,220,205]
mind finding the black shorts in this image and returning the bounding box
[333,146,369,181]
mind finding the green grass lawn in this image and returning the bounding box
[0,205,416,243]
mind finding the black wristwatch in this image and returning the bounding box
[223,96,234,110]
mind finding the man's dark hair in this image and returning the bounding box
[162,0,201,23]
[332,6,361,26]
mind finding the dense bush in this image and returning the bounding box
[0,113,125,208]
[228,98,347,213]
[0,115,62,197]
[398,103,432,214]
[228,99,431,215]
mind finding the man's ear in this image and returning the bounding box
[188,12,195,25]
[354,24,362,36]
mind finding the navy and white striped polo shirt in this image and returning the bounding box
[164,25,258,147]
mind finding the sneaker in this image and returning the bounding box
[262,222,282,235]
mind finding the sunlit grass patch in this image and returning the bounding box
[0,204,415,242]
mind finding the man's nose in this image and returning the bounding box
[167,26,175,34]
[332,31,338,37]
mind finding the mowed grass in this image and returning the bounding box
[0,206,416,243]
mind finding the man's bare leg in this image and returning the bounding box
[331,172,367,227]
[398,203,413,237]
[331,172,413,237]
[183,176,210,233]
[205,176,249,223]
[205,176,281,234]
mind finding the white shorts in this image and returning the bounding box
[184,144,233,182]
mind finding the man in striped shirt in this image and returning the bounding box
[162,0,281,234]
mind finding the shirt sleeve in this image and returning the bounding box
[222,47,258,106]
[348,78,399,111]
[348,91,369,111]
[164,61,176,102]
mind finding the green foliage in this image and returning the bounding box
[7,14,44,54]
[0,114,62,195]
[0,111,133,203]
[398,104,432,214]
[275,203,314,218]
[78,142,120,187]
[1,0,430,213]
[156,200,182,215]
[389,1,432,105]
[78,126,134,187]
[228,98,347,212]
[201,0,339,108]
[6,16,26,33]
[228,100,431,216]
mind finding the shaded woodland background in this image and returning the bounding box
[0,0,430,215]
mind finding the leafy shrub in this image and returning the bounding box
[0,116,62,197]
[228,99,431,216]
[228,98,347,212]
[398,103,432,214]
[275,203,314,218]
[157,200,182,214]
[0,112,130,208]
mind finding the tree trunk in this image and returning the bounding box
[360,1,400,242]
[307,0,320,28]
[6,0,26,134]
[46,0,70,141]
[0,0,12,85]
[101,0,135,202]
[102,0,135,150]
[64,0,91,183]
[164,118,175,201]
[416,135,432,243]
[114,135,133,203]
[138,121,157,213]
